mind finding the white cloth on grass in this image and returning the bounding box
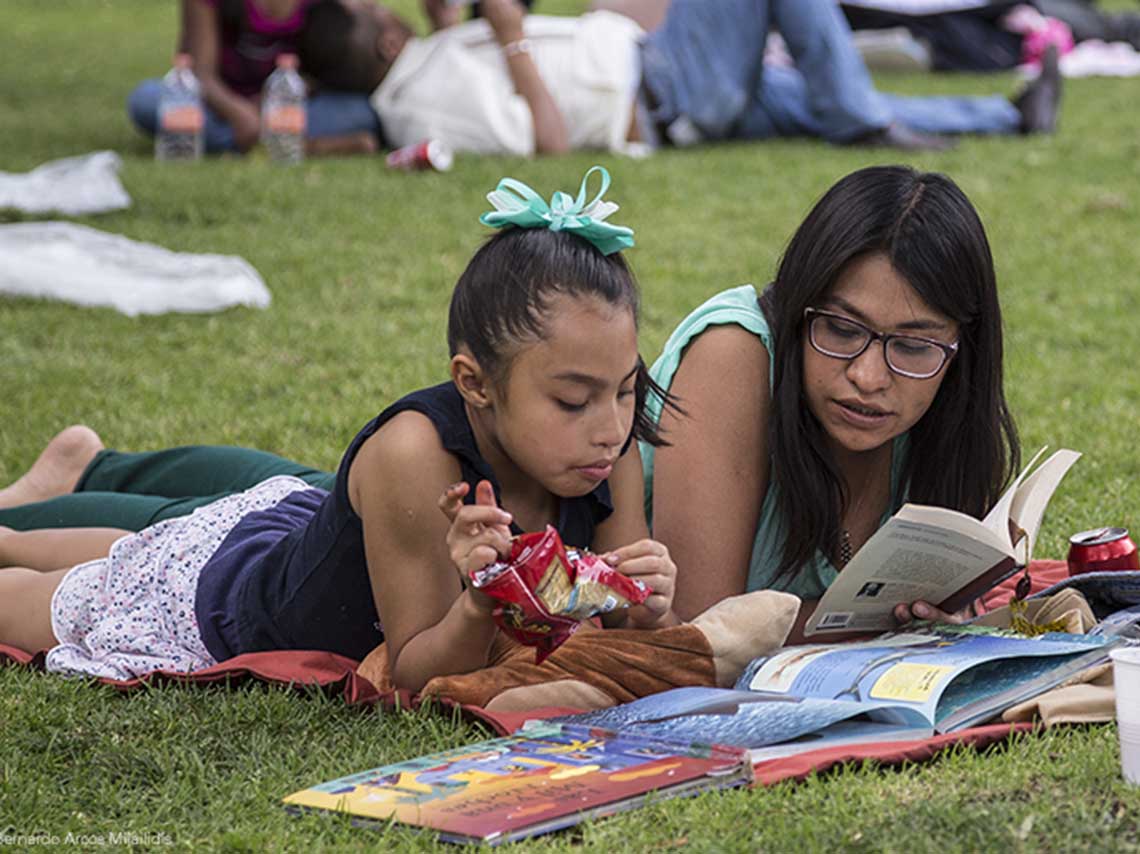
[0,151,131,215]
[0,221,271,316]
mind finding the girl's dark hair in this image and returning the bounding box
[760,165,1020,579]
[298,0,380,94]
[448,227,676,446]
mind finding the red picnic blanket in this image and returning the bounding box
[0,560,1071,783]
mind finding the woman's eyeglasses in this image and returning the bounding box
[804,307,958,379]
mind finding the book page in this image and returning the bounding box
[738,627,1113,733]
[553,686,931,746]
[805,510,1012,636]
[1007,449,1081,563]
[980,445,1048,548]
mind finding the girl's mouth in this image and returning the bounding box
[576,463,614,481]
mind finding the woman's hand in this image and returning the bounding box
[438,479,512,600]
[602,539,678,629]
[893,600,975,626]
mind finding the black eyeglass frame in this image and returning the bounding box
[803,307,959,380]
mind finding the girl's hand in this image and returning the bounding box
[438,479,513,578]
[893,600,975,626]
[602,539,678,629]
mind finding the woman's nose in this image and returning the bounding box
[846,340,892,391]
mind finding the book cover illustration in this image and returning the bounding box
[284,722,750,844]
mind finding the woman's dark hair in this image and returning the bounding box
[448,227,676,446]
[760,165,1020,580]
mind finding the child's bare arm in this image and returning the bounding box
[348,413,500,692]
[650,325,771,621]
[591,446,679,628]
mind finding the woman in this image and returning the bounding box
[642,165,1018,638]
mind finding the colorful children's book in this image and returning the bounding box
[806,448,1081,636]
[556,624,1132,761]
[283,722,751,845]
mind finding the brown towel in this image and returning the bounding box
[1002,662,1117,726]
[357,589,801,712]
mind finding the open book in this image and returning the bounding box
[805,447,1081,636]
[557,623,1130,763]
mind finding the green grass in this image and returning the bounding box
[3,0,1140,849]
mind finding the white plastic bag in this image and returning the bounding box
[0,151,132,215]
[0,222,271,316]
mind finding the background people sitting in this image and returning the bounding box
[127,0,384,155]
[297,0,1063,157]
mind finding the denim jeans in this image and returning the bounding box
[127,79,382,153]
[640,0,1021,143]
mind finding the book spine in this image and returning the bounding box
[938,557,1020,613]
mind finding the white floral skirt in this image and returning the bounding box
[47,475,313,680]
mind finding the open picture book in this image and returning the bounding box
[557,622,1132,763]
[805,447,1082,636]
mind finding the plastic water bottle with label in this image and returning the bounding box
[261,54,307,164]
[155,53,204,161]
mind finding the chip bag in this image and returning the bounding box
[468,525,651,662]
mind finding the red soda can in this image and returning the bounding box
[385,139,454,172]
[1067,527,1140,576]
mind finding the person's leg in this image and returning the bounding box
[768,0,892,142]
[126,77,239,153]
[127,79,163,136]
[878,93,1022,135]
[733,65,823,140]
[0,493,229,532]
[639,0,772,140]
[78,445,333,496]
[0,426,103,510]
[305,91,382,140]
[0,567,68,652]
[303,91,383,155]
[0,526,128,571]
[0,439,333,530]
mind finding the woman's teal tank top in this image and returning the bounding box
[640,284,907,600]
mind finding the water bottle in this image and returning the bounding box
[155,53,204,161]
[261,54,306,164]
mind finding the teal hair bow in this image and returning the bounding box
[480,165,634,256]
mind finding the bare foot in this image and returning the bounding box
[0,426,104,509]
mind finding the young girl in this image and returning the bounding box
[127,0,387,154]
[0,166,679,692]
[642,164,1020,638]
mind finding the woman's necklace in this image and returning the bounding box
[838,470,887,568]
[838,529,854,567]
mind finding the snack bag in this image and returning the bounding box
[468,526,650,661]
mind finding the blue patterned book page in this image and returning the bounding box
[552,687,928,748]
[735,627,1113,732]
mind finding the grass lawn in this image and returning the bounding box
[3,0,1140,849]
